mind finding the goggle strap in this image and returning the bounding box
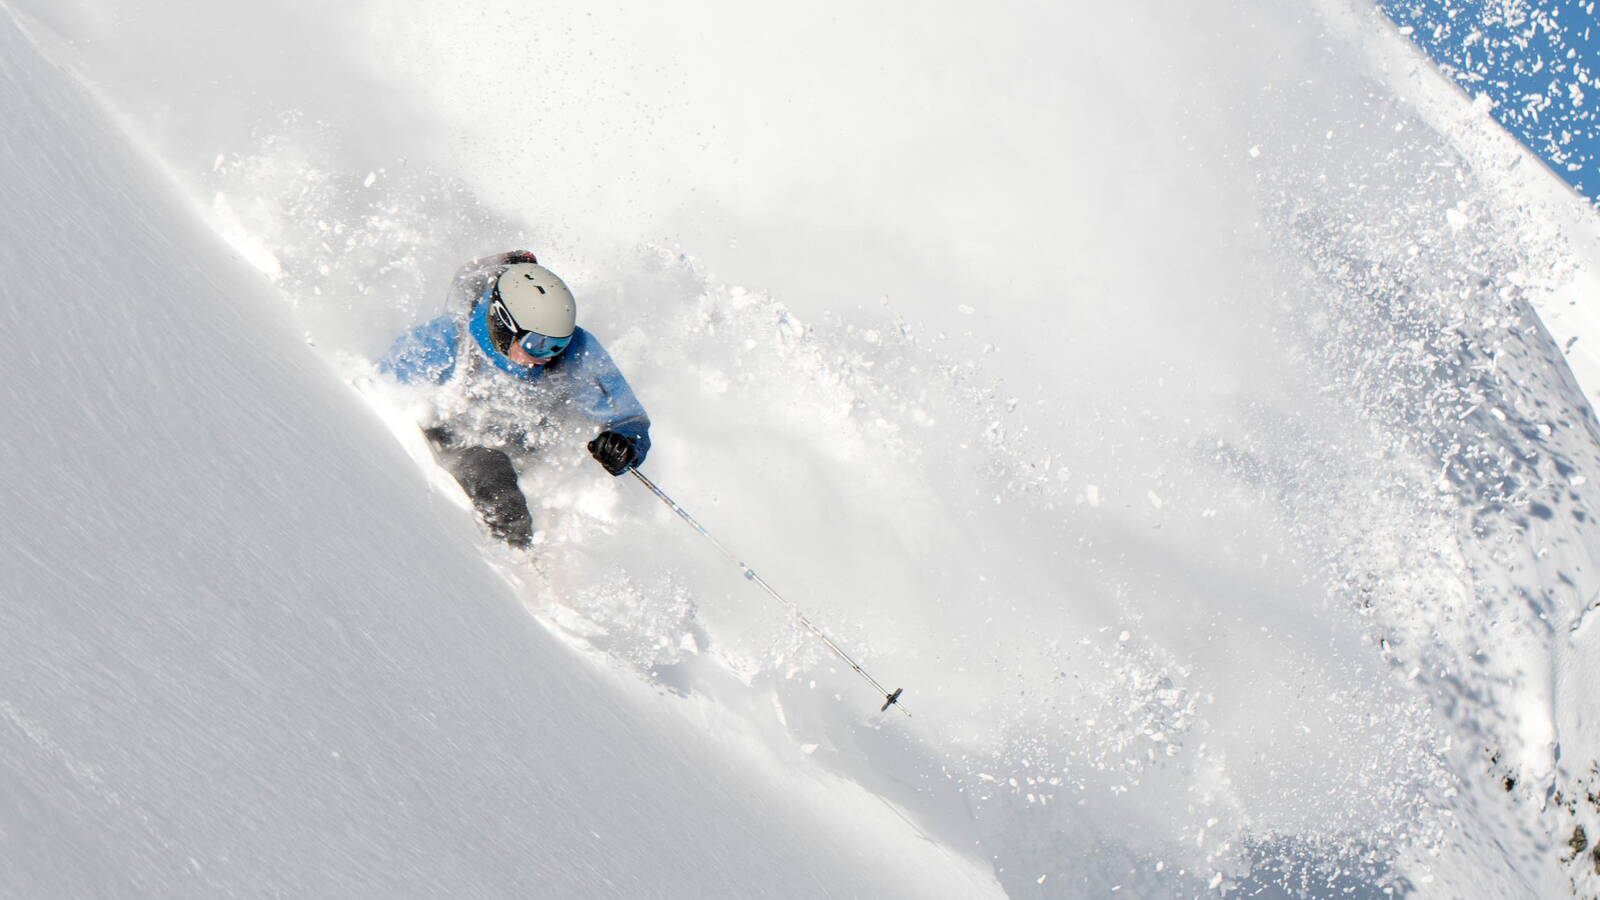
[490,300,521,333]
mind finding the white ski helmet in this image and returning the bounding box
[491,263,577,339]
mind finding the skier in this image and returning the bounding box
[376,250,650,548]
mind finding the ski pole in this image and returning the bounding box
[628,467,907,716]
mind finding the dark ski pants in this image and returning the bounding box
[423,428,534,548]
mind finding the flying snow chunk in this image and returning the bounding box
[957,304,975,315]
[363,171,378,188]
[1248,145,1261,158]
[1085,484,1102,507]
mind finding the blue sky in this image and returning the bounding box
[1381,0,1600,202]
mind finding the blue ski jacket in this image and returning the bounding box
[376,258,651,465]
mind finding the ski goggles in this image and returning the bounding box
[487,299,573,360]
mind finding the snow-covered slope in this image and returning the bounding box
[13,0,1600,897]
[0,9,1002,898]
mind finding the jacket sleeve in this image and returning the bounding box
[559,329,652,466]
[376,315,459,385]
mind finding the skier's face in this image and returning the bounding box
[506,338,549,368]
[505,337,544,366]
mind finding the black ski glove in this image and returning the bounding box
[587,431,638,476]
